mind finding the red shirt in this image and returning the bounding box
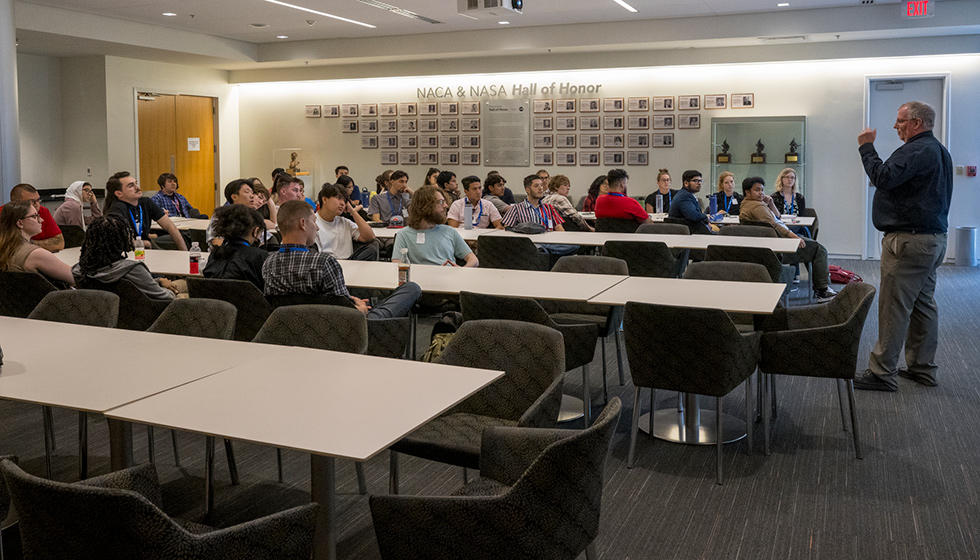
[594,193,648,223]
[0,204,63,241]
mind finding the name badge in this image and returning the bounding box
[417,232,425,244]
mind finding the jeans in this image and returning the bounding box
[368,281,421,320]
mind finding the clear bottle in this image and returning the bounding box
[133,236,145,261]
[397,248,411,285]
[463,197,473,230]
[655,193,663,214]
[189,242,201,274]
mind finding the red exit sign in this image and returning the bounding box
[905,0,933,18]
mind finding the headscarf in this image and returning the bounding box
[65,181,88,230]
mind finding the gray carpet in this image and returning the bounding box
[2,258,978,559]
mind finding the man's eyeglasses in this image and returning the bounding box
[689,179,704,184]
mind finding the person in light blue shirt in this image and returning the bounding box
[392,186,478,267]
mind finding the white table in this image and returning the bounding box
[106,348,503,560]
[371,226,486,241]
[577,212,813,227]
[158,217,210,231]
[56,247,206,277]
[478,229,802,253]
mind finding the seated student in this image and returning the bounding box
[714,171,743,216]
[739,176,837,303]
[2,183,64,252]
[436,171,461,205]
[581,175,608,213]
[542,175,594,232]
[667,169,718,235]
[247,178,278,224]
[313,183,379,260]
[202,204,269,291]
[447,176,503,229]
[335,174,367,221]
[486,171,516,204]
[274,174,316,210]
[392,186,478,267]
[481,174,511,216]
[151,173,204,219]
[72,215,176,301]
[208,179,262,245]
[335,165,365,205]
[594,168,652,226]
[771,167,811,237]
[368,170,412,223]
[263,200,421,318]
[53,181,102,229]
[502,174,578,257]
[0,200,74,286]
[103,171,188,251]
[644,168,680,214]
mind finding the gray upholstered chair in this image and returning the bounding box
[0,271,58,318]
[719,224,777,238]
[460,291,599,425]
[799,208,819,240]
[595,217,640,233]
[705,244,795,306]
[636,221,693,274]
[77,276,171,331]
[0,454,16,559]
[1,459,317,560]
[388,319,566,494]
[476,235,550,271]
[372,398,621,560]
[683,261,774,330]
[186,277,274,342]
[543,255,628,403]
[27,290,119,480]
[60,224,86,248]
[602,239,683,278]
[757,282,876,457]
[624,302,760,484]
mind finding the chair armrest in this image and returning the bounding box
[479,426,569,486]
[517,373,564,428]
[77,463,163,509]
[194,503,318,560]
[555,322,599,371]
[761,325,861,378]
[757,301,835,332]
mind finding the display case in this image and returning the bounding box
[710,116,806,197]
[273,148,316,200]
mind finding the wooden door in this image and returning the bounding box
[137,94,176,191]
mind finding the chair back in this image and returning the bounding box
[815,282,877,373]
[253,304,368,353]
[440,320,565,423]
[186,277,273,342]
[664,216,712,235]
[601,240,678,278]
[147,298,237,340]
[0,271,58,318]
[28,290,119,327]
[544,255,627,317]
[476,236,550,271]
[60,224,86,248]
[719,224,777,238]
[366,317,411,359]
[77,276,170,331]
[624,302,759,396]
[799,208,819,239]
[636,222,689,236]
[595,217,639,233]
[684,261,774,325]
[705,245,785,285]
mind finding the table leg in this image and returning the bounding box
[639,393,746,445]
[311,455,337,560]
[107,418,134,471]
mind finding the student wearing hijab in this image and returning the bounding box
[53,181,102,229]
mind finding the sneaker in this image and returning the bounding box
[853,369,898,392]
[793,276,801,285]
[898,368,938,387]
[815,286,837,303]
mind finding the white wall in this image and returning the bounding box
[60,56,108,189]
[16,53,62,189]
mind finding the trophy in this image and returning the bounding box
[716,139,731,164]
[785,138,800,163]
[751,139,766,164]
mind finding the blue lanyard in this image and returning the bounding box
[387,192,401,216]
[129,204,144,237]
[471,201,484,226]
[723,194,732,212]
[787,195,796,214]
[279,246,309,253]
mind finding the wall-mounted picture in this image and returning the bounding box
[460,101,480,115]
[628,151,649,165]
[731,93,755,109]
[381,151,397,165]
[653,97,674,111]
[343,120,358,133]
[602,116,624,130]
[399,135,417,149]
[533,99,554,113]
[580,151,600,165]
[653,133,674,147]
[361,136,378,149]
[440,118,459,132]
[360,104,378,117]
[628,116,649,130]
[603,97,624,112]
[363,120,378,132]
[678,114,701,129]
[557,99,576,113]
[440,151,459,166]
[678,96,699,110]
[580,98,600,113]
[399,151,418,165]
[461,134,480,148]
[462,151,481,165]
[705,94,727,109]
[342,104,358,117]
[305,105,321,118]
[440,135,459,148]
[555,134,576,148]
[603,133,625,148]
[380,135,398,148]
[462,118,480,131]
[557,151,576,166]
[420,151,438,165]
[398,102,417,115]
[440,102,459,115]
[380,119,398,132]
[653,115,675,130]
[628,133,649,148]
[603,151,625,165]
[380,103,397,116]
[533,134,553,148]
[420,118,438,132]
[533,117,554,131]
[580,116,600,131]
[324,105,340,117]
[419,102,438,116]
[399,119,417,132]
[628,97,649,111]
[556,117,577,130]
[420,135,439,148]
[580,133,600,148]
[533,151,553,166]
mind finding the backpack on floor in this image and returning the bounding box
[829,265,862,284]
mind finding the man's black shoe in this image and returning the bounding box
[898,368,938,387]
[853,370,898,392]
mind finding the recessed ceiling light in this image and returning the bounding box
[262,0,376,29]
[162,12,177,16]
[498,21,510,24]
[613,0,638,13]
[249,23,270,28]
[356,0,442,24]
[777,2,789,6]
[277,35,289,39]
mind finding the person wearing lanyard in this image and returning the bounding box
[447,176,503,229]
[595,169,653,226]
[151,173,203,219]
[369,170,412,223]
[715,171,742,215]
[501,174,578,257]
[644,168,680,214]
[104,171,187,251]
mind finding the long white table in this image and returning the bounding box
[578,212,814,227]
[479,229,802,253]
[371,226,485,241]
[56,247,205,277]
[158,217,210,231]
[589,276,786,314]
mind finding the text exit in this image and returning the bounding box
[905,1,933,18]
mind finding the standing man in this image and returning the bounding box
[447,176,502,229]
[3,184,64,251]
[105,172,187,251]
[151,173,203,218]
[854,101,953,392]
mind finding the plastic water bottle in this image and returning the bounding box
[708,194,718,215]
[463,197,473,230]
[189,242,201,274]
[398,248,411,285]
[655,193,663,214]
[133,236,145,260]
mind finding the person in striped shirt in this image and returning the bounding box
[501,174,578,257]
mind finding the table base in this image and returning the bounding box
[639,410,746,445]
[558,395,584,422]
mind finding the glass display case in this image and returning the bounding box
[273,148,316,200]
[710,116,806,197]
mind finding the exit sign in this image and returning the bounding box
[905,0,933,18]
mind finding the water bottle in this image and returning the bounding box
[398,248,411,285]
[463,197,473,230]
[189,242,201,274]
[133,236,145,260]
[708,194,718,215]
[655,193,663,214]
